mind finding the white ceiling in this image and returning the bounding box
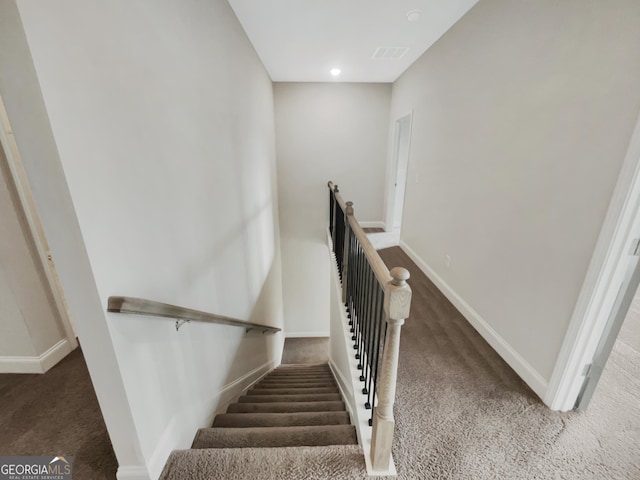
[227,0,481,83]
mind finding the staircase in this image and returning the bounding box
[160,363,362,479]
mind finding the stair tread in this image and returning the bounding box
[227,401,346,413]
[161,445,364,480]
[212,411,350,428]
[192,425,358,449]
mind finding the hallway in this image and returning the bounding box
[378,246,640,479]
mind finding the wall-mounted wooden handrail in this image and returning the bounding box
[107,296,281,334]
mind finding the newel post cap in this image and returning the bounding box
[390,267,410,286]
[346,201,354,216]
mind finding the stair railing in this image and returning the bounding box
[327,181,412,472]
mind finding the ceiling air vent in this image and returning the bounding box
[372,47,409,59]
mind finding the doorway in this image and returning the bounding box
[546,112,640,411]
[575,232,640,410]
[385,113,412,232]
[0,96,77,352]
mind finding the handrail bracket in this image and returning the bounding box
[175,319,191,331]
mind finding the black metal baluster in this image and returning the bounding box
[347,229,356,328]
[362,275,379,392]
[336,204,345,279]
[361,266,374,392]
[350,238,360,345]
[329,188,334,236]
[365,283,382,410]
[359,264,369,383]
[369,306,387,426]
[357,243,366,366]
[354,241,364,360]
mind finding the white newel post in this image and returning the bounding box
[371,266,411,472]
[341,201,353,304]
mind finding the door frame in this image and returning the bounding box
[384,112,413,232]
[545,111,640,411]
[0,96,77,349]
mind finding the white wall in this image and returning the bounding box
[9,0,284,478]
[389,0,640,400]
[0,1,147,474]
[274,82,391,335]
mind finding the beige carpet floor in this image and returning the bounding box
[379,246,640,480]
[0,347,118,479]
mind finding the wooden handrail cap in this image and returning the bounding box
[390,267,410,285]
[346,201,354,215]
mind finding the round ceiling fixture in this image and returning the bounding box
[406,9,422,22]
[330,68,341,76]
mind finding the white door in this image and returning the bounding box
[390,114,412,231]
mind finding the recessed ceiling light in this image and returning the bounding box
[407,9,422,22]
[330,68,341,76]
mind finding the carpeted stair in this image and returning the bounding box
[160,363,361,479]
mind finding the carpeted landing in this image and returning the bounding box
[160,363,360,480]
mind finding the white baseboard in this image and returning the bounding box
[284,331,330,338]
[214,360,275,414]
[0,338,73,374]
[116,466,150,480]
[145,360,275,479]
[359,221,386,229]
[400,240,549,400]
[41,338,74,372]
[329,361,356,422]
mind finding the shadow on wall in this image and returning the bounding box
[179,197,277,317]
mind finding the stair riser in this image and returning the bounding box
[213,411,350,428]
[260,376,336,382]
[238,394,342,403]
[270,370,333,376]
[255,382,337,388]
[247,388,339,396]
[255,383,337,390]
[192,425,358,449]
[270,368,332,371]
[261,379,335,383]
[227,401,346,413]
